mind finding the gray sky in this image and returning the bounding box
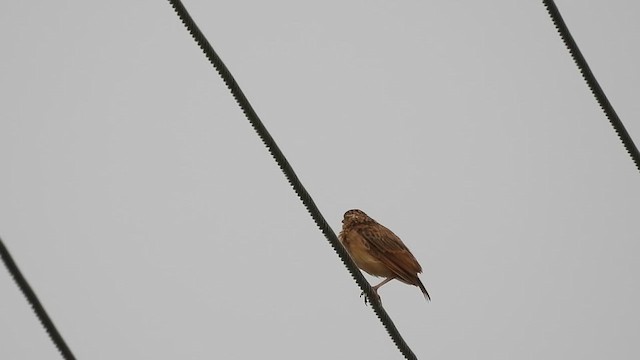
[1,1,639,359]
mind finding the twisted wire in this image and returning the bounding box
[0,237,76,360]
[166,1,418,359]
[543,0,640,172]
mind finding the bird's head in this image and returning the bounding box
[342,209,374,226]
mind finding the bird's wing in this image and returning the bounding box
[355,224,422,284]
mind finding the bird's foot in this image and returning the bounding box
[360,289,381,306]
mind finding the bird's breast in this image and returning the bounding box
[339,229,394,278]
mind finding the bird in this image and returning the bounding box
[339,209,430,302]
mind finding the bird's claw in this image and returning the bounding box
[360,290,380,306]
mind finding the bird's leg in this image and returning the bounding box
[372,277,395,291]
[360,277,395,305]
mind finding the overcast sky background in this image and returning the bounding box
[1,1,639,359]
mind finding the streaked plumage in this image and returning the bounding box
[339,209,430,301]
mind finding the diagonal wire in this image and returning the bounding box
[166,1,418,359]
[543,0,640,173]
[0,236,76,360]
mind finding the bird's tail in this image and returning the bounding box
[416,278,431,301]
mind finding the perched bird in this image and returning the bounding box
[339,209,430,301]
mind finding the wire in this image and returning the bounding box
[166,1,418,359]
[0,237,76,360]
[543,0,640,172]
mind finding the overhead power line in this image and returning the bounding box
[543,0,640,172]
[166,1,418,359]
[0,237,76,360]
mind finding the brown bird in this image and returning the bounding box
[339,209,430,301]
